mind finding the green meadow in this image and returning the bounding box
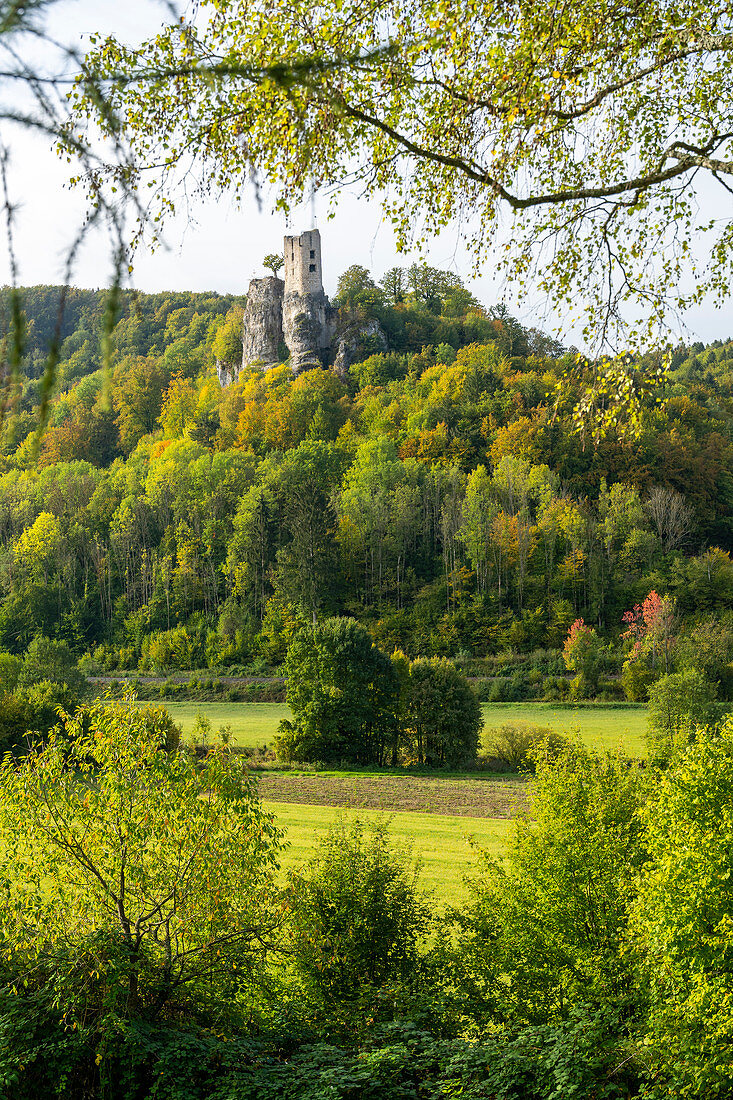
[159,701,290,746]
[161,700,648,757]
[157,699,646,900]
[480,702,648,756]
[263,799,513,901]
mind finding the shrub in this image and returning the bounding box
[116,645,136,671]
[542,675,568,701]
[142,626,195,672]
[621,656,656,702]
[18,636,88,701]
[0,693,32,749]
[597,678,625,701]
[569,672,590,699]
[77,652,101,676]
[646,669,719,764]
[637,718,733,1094]
[489,677,510,702]
[563,619,606,693]
[287,819,430,1033]
[459,743,647,1027]
[483,721,554,773]
[0,651,21,695]
[509,670,536,700]
[135,703,183,753]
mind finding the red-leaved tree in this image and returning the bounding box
[621,591,676,673]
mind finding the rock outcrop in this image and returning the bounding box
[282,288,332,374]
[333,318,388,380]
[224,230,340,387]
[216,359,238,388]
[241,276,284,371]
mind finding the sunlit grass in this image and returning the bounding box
[480,702,647,757]
[157,700,648,758]
[263,799,512,902]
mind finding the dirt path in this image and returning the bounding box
[255,773,528,818]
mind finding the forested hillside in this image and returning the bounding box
[2,268,733,695]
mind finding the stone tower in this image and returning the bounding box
[282,229,332,374]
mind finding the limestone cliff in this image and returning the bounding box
[333,318,388,380]
[282,288,333,374]
[241,276,284,371]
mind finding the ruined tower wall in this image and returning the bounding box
[284,229,325,298]
[282,228,333,372]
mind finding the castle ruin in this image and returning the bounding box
[282,230,333,374]
[224,229,334,384]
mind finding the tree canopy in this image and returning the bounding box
[74,0,733,344]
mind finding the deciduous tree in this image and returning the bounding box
[73,0,733,342]
[0,701,284,1024]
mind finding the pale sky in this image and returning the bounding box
[1,0,731,351]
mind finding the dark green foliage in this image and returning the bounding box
[286,820,430,1032]
[277,618,400,765]
[675,612,733,699]
[403,658,482,768]
[0,1001,640,1099]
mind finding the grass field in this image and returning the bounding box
[159,701,290,746]
[155,700,645,901]
[264,799,512,901]
[481,702,647,756]
[161,700,648,757]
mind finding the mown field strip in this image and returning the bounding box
[256,772,527,817]
[161,701,290,745]
[263,799,513,901]
[160,700,648,757]
[480,702,648,756]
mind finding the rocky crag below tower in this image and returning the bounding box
[217,229,386,386]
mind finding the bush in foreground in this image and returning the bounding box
[0,702,284,1046]
[287,819,431,1034]
[456,743,648,1027]
[637,717,733,1095]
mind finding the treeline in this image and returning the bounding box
[1,271,733,696]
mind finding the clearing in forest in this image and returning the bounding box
[161,700,648,757]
